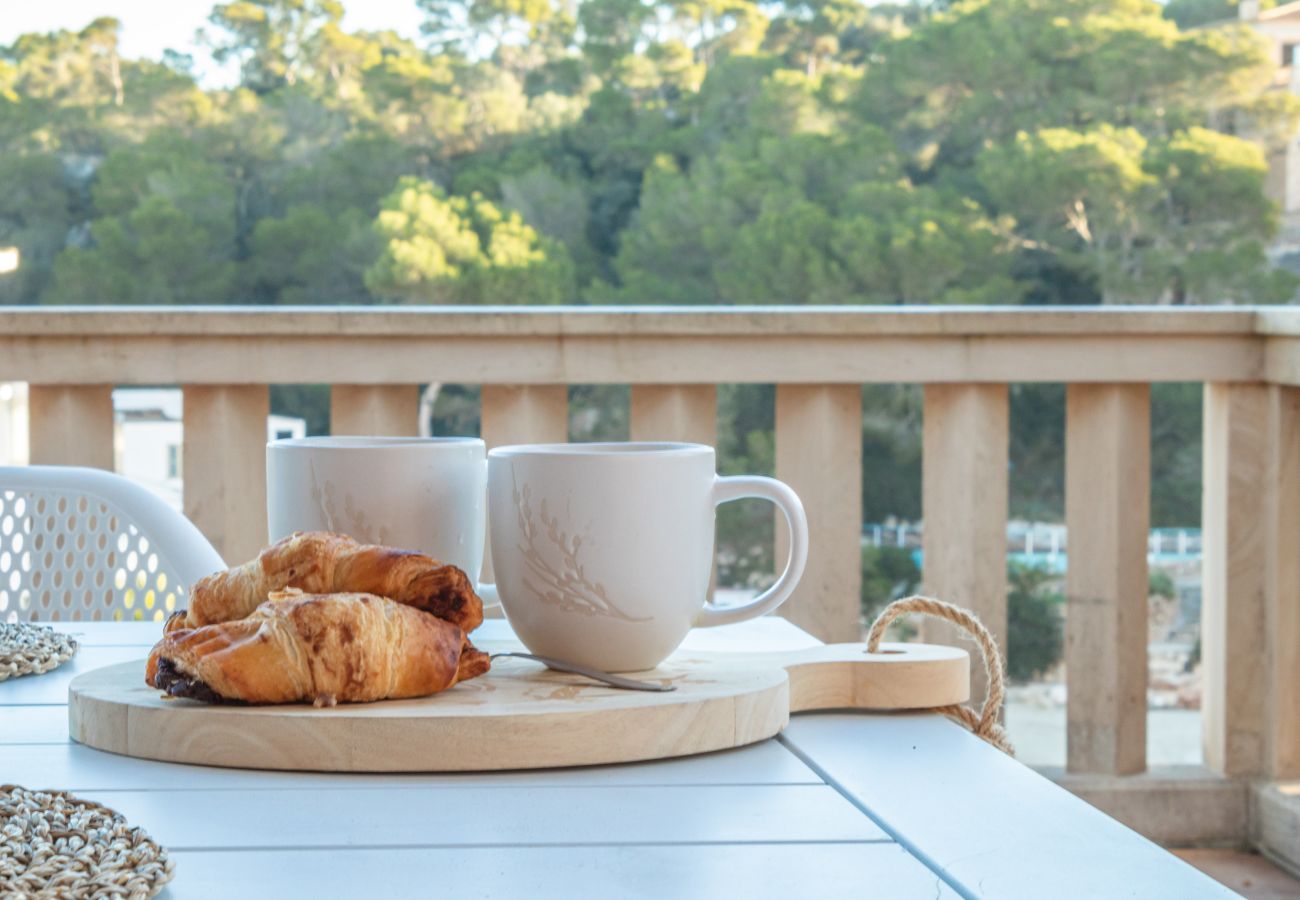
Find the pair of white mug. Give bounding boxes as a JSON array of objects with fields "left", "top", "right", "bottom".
[{"left": 267, "top": 438, "right": 809, "bottom": 672}]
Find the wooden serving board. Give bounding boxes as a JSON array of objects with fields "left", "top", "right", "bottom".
[{"left": 68, "top": 639, "right": 968, "bottom": 772}]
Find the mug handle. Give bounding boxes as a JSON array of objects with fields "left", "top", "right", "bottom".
[
  {"left": 477, "top": 582, "right": 501, "bottom": 609},
  {"left": 694, "top": 475, "right": 808, "bottom": 628}
]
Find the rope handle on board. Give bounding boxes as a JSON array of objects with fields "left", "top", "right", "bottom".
[{"left": 865, "top": 596, "right": 1015, "bottom": 756}]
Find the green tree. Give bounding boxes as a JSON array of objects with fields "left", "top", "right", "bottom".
[
  {"left": 498, "top": 164, "right": 601, "bottom": 283},
  {"left": 862, "top": 385, "right": 922, "bottom": 522},
  {"left": 715, "top": 383, "right": 777, "bottom": 588},
  {"left": 1145, "top": 127, "right": 1294, "bottom": 304},
  {"left": 979, "top": 125, "right": 1294, "bottom": 303},
  {"left": 206, "top": 0, "right": 344, "bottom": 94},
  {"left": 421, "top": 0, "right": 568, "bottom": 56},
  {"left": 1007, "top": 563, "right": 1064, "bottom": 682},
  {"left": 0, "top": 18, "right": 201, "bottom": 155},
  {"left": 1164, "top": 0, "right": 1273, "bottom": 30},
  {"left": 0, "top": 154, "right": 72, "bottom": 304},
  {"left": 606, "top": 129, "right": 1019, "bottom": 304},
  {"left": 45, "top": 133, "right": 238, "bottom": 304},
  {"left": 858, "top": 0, "right": 1281, "bottom": 168},
  {"left": 861, "top": 545, "right": 921, "bottom": 627},
  {"left": 365, "top": 176, "right": 575, "bottom": 304},
  {"left": 249, "top": 206, "right": 378, "bottom": 303},
  {"left": 47, "top": 196, "right": 238, "bottom": 304}
]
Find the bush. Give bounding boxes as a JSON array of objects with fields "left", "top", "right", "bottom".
[
  {"left": 1007, "top": 562, "right": 1064, "bottom": 682},
  {"left": 861, "top": 545, "right": 921, "bottom": 637},
  {"left": 1148, "top": 569, "right": 1176, "bottom": 599},
  {"left": 860, "top": 552, "right": 1066, "bottom": 680}
]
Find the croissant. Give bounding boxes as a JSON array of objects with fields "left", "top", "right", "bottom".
[
  {"left": 176, "top": 531, "right": 483, "bottom": 633},
  {"left": 147, "top": 591, "right": 491, "bottom": 705}
]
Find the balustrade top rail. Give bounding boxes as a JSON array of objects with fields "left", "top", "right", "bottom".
[
  {"left": 4, "top": 305, "right": 1299, "bottom": 385},
  {"left": 0, "top": 304, "right": 1270, "bottom": 335}
]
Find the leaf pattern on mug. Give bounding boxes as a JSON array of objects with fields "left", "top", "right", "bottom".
[
  {"left": 308, "top": 460, "right": 393, "bottom": 545},
  {"left": 512, "top": 481, "right": 651, "bottom": 622}
]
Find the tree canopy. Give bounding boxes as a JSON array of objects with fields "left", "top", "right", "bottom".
[{"left": 1, "top": 0, "right": 1293, "bottom": 309}]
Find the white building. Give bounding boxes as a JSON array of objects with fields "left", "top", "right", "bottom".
[{"left": 0, "top": 383, "right": 306, "bottom": 512}]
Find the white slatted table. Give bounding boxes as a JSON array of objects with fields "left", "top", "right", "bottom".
[{"left": 1, "top": 620, "right": 1234, "bottom": 899}]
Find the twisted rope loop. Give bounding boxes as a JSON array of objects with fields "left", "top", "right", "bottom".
[{"left": 866, "top": 595, "right": 1015, "bottom": 756}]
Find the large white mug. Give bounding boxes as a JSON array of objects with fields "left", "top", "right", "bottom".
[
  {"left": 487, "top": 442, "right": 809, "bottom": 671},
  {"left": 266, "top": 437, "right": 493, "bottom": 596}
]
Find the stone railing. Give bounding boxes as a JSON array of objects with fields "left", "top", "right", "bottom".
[{"left": 4, "top": 305, "right": 1299, "bottom": 854}]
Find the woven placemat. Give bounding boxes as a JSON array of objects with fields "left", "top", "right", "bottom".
[
  {"left": 0, "top": 623, "right": 78, "bottom": 682},
  {"left": 0, "top": 784, "right": 176, "bottom": 898}
]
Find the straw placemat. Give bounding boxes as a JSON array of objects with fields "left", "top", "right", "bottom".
[
  {"left": 0, "top": 623, "right": 78, "bottom": 682},
  {"left": 0, "top": 784, "right": 175, "bottom": 898}
]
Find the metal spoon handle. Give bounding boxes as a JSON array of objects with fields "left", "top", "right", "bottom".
[{"left": 489, "top": 652, "right": 676, "bottom": 692}]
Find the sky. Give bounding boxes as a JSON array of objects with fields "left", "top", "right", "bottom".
[{"left": 0, "top": 0, "right": 427, "bottom": 85}]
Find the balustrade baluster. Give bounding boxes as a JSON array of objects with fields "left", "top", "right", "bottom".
[
  {"left": 921, "top": 384, "right": 1009, "bottom": 705},
  {"left": 28, "top": 385, "right": 114, "bottom": 470},
  {"left": 478, "top": 385, "right": 568, "bottom": 597},
  {"left": 775, "top": 384, "right": 862, "bottom": 642},
  {"left": 1065, "top": 383, "right": 1150, "bottom": 775},
  {"left": 480, "top": 386, "right": 568, "bottom": 448},
  {"left": 331, "top": 385, "right": 420, "bottom": 436},
  {"left": 182, "top": 385, "right": 269, "bottom": 564},
  {"left": 1202, "top": 383, "right": 1269, "bottom": 777},
  {"left": 629, "top": 385, "right": 716, "bottom": 446},
  {"left": 1265, "top": 385, "right": 1300, "bottom": 779}
]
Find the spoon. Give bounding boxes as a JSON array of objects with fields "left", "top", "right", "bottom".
[{"left": 490, "top": 652, "right": 677, "bottom": 692}]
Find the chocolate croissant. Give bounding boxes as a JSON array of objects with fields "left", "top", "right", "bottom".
[
  {"left": 175, "top": 531, "right": 483, "bottom": 633},
  {"left": 146, "top": 591, "right": 490, "bottom": 706}
]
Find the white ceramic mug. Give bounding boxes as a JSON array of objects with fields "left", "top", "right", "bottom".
[
  {"left": 266, "top": 437, "right": 493, "bottom": 593},
  {"left": 487, "top": 442, "right": 809, "bottom": 671}
]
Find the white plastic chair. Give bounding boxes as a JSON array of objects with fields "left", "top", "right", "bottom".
[{"left": 0, "top": 466, "right": 225, "bottom": 624}]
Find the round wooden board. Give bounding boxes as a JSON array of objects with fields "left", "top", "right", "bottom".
[{"left": 68, "top": 641, "right": 969, "bottom": 772}]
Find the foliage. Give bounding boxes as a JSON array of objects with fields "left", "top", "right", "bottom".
[
  {"left": 1165, "top": 0, "right": 1274, "bottom": 31},
  {"left": 1006, "top": 381, "right": 1206, "bottom": 529},
  {"left": 1151, "top": 383, "right": 1204, "bottom": 526},
  {"left": 860, "top": 545, "right": 921, "bottom": 630},
  {"left": 1007, "top": 563, "right": 1064, "bottom": 682},
  {"left": 365, "top": 176, "right": 575, "bottom": 304},
  {"left": 568, "top": 385, "right": 628, "bottom": 440},
  {"left": 430, "top": 384, "right": 483, "bottom": 436},
  {"left": 0, "top": 154, "right": 73, "bottom": 304},
  {"left": 1, "top": 0, "right": 1290, "bottom": 311},
  {"left": 206, "top": 1, "right": 346, "bottom": 95},
  {"left": 860, "top": 0, "right": 1298, "bottom": 304},
  {"left": 271, "top": 384, "right": 330, "bottom": 434},
  {"left": 1149, "top": 569, "right": 1177, "bottom": 600},
  {"left": 45, "top": 133, "right": 239, "bottom": 304},
  {"left": 715, "top": 384, "right": 776, "bottom": 589},
  {"left": 862, "top": 385, "right": 922, "bottom": 522}
]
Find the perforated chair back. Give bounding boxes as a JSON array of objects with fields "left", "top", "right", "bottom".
[{"left": 0, "top": 466, "right": 225, "bottom": 623}]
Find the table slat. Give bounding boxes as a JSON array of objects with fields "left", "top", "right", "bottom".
[
  {"left": 781, "top": 714, "right": 1238, "bottom": 900},
  {"left": 0, "top": 646, "right": 144, "bottom": 704},
  {"left": 83, "top": 784, "right": 887, "bottom": 850},
  {"left": 23, "top": 621, "right": 158, "bottom": 647},
  {"left": 163, "top": 843, "right": 955, "bottom": 900},
  {"left": 0, "top": 706, "right": 66, "bottom": 743},
  {"left": 0, "top": 741, "right": 822, "bottom": 789}
]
